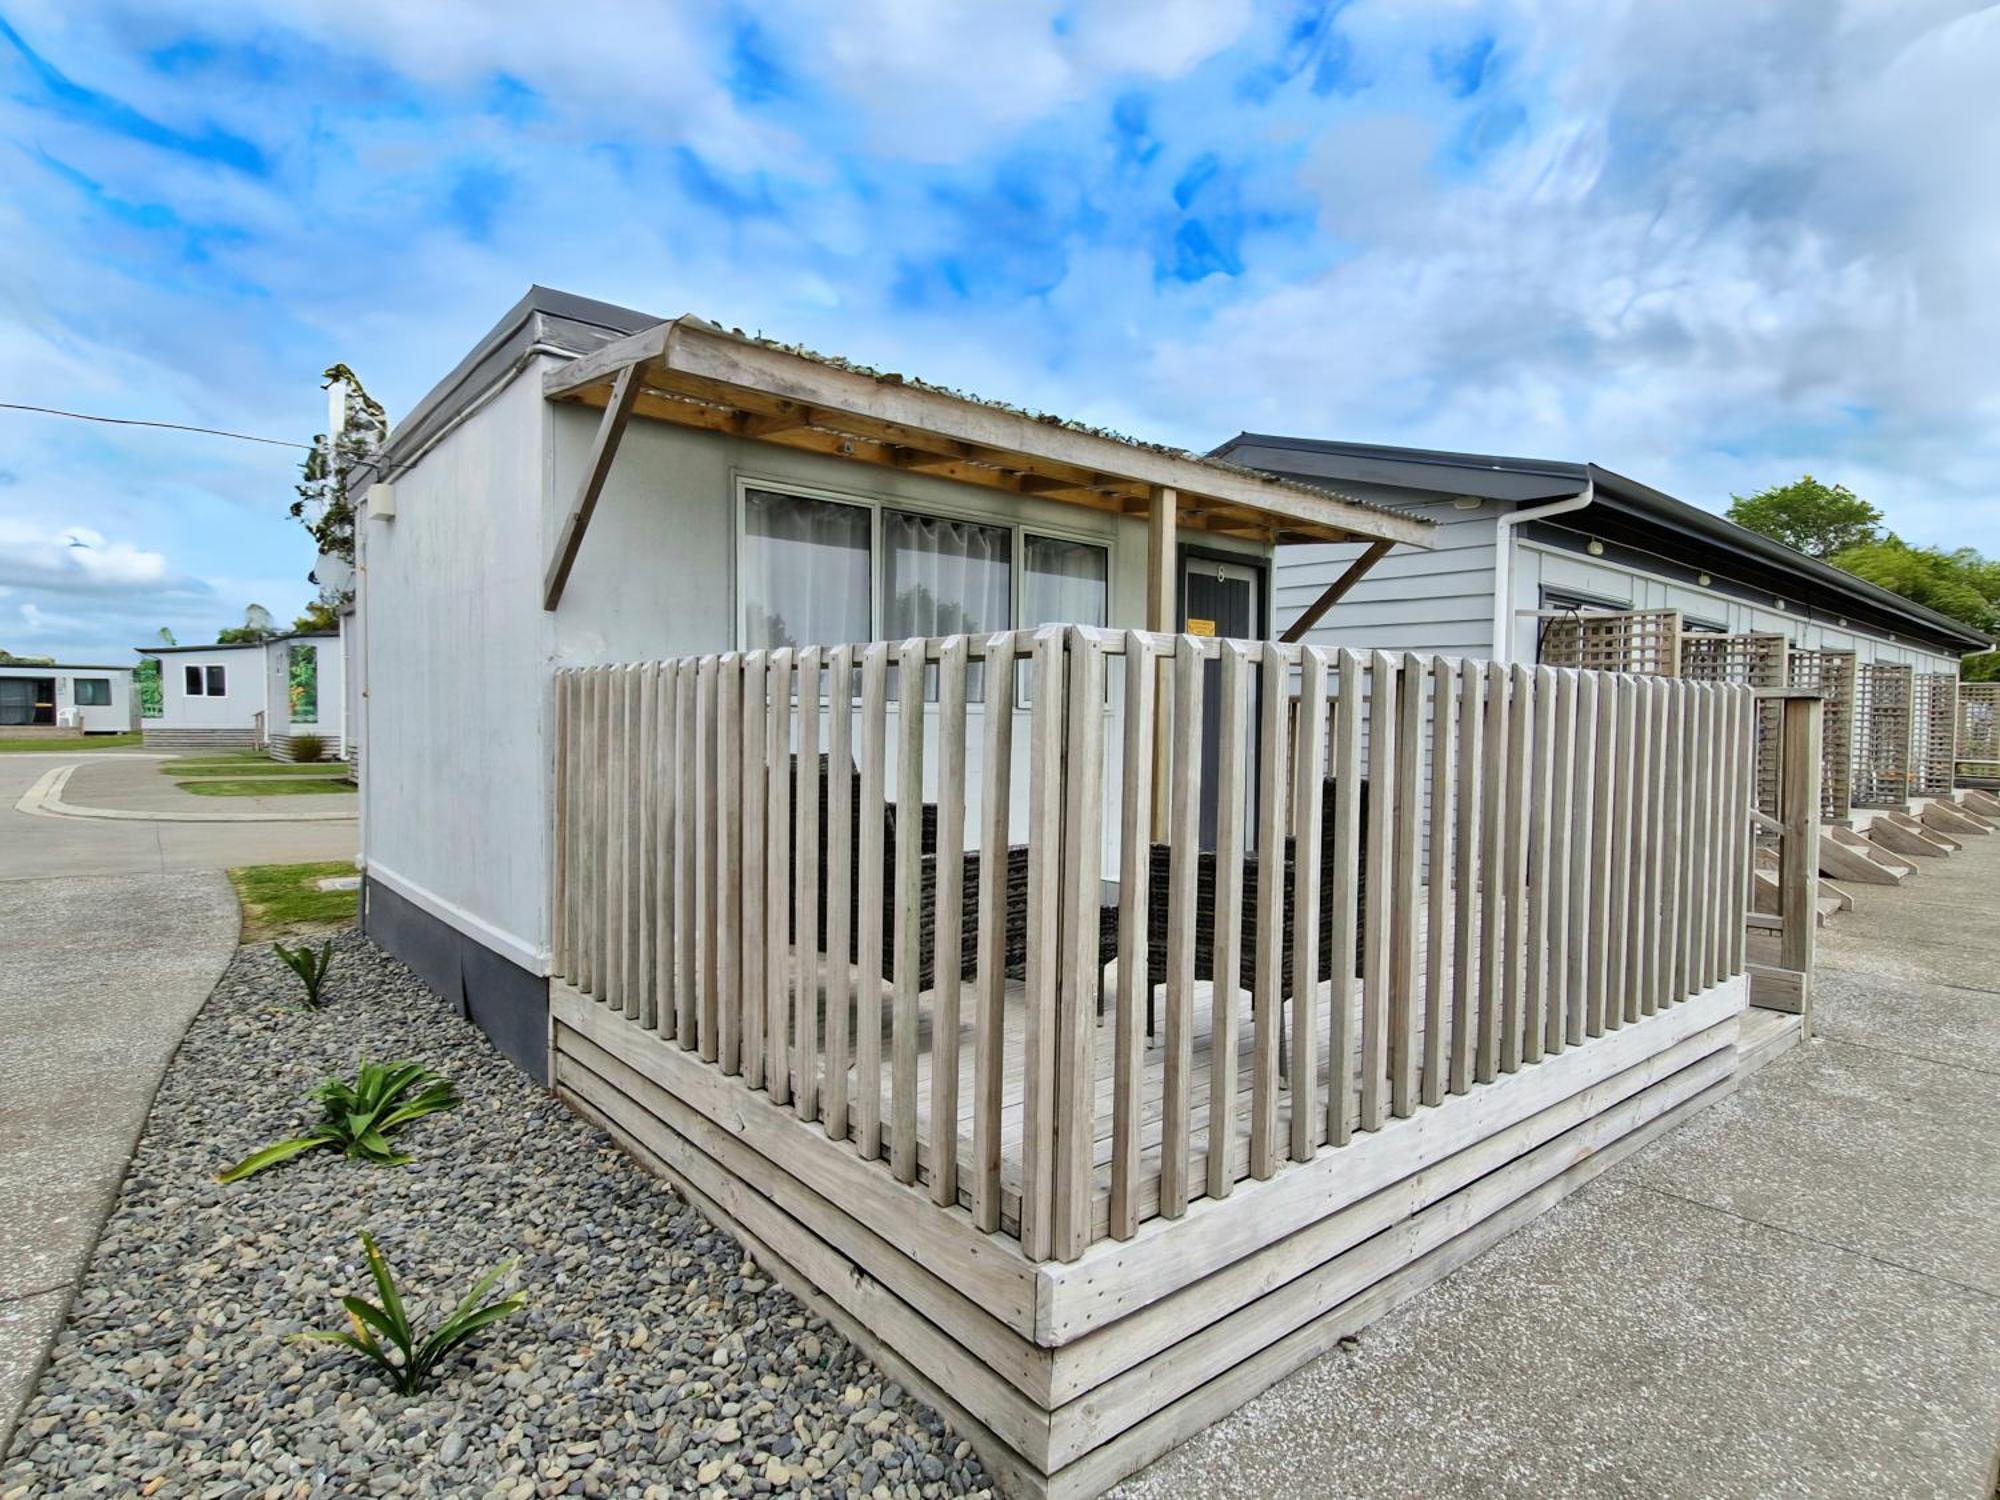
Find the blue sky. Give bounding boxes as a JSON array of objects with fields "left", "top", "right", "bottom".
[{"left": 2, "top": 0, "right": 1997, "bottom": 663}]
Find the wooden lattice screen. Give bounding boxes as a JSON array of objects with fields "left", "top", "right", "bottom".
[
  {"left": 1959, "top": 682, "right": 2000, "bottom": 783},
  {"left": 1851, "top": 661, "right": 1914, "bottom": 808},
  {"left": 1787, "top": 648, "right": 1855, "bottom": 822},
  {"left": 1682, "top": 632, "right": 1790, "bottom": 818},
  {"left": 1537, "top": 608, "right": 1683, "bottom": 676},
  {"left": 1910, "top": 672, "right": 1959, "bottom": 796}
]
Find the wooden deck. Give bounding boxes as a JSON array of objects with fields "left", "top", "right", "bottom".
[{"left": 543, "top": 631, "right": 1830, "bottom": 1499}]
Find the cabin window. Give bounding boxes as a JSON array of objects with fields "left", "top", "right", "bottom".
[
  {"left": 1023, "top": 534, "right": 1108, "bottom": 630},
  {"left": 739, "top": 489, "right": 872, "bottom": 651},
  {"left": 734, "top": 480, "right": 1117, "bottom": 676},
  {"left": 185, "top": 664, "right": 227, "bottom": 697},
  {"left": 184, "top": 665, "right": 204, "bottom": 696},
  {"left": 74, "top": 678, "right": 112, "bottom": 706},
  {"left": 885, "top": 510, "right": 1012, "bottom": 700},
  {"left": 884, "top": 511, "right": 1012, "bottom": 638}
]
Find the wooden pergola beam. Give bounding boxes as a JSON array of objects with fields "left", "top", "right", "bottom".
[
  {"left": 543, "top": 362, "right": 642, "bottom": 611},
  {"left": 1279, "top": 539, "right": 1395, "bottom": 643},
  {"left": 544, "top": 318, "right": 1438, "bottom": 550}
]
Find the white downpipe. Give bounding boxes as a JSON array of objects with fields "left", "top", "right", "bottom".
[{"left": 1491, "top": 477, "right": 1595, "bottom": 662}]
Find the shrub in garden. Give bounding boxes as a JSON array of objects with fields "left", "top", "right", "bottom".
[
  {"left": 294, "top": 1232, "right": 526, "bottom": 1395},
  {"left": 274, "top": 938, "right": 335, "bottom": 1007},
  {"left": 288, "top": 733, "right": 326, "bottom": 762},
  {"left": 217, "top": 1060, "right": 460, "bottom": 1182}
]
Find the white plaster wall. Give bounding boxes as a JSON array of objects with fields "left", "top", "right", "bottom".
[
  {"left": 548, "top": 399, "right": 1272, "bottom": 878},
  {"left": 359, "top": 364, "right": 556, "bottom": 972},
  {"left": 144, "top": 647, "right": 270, "bottom": 731}
]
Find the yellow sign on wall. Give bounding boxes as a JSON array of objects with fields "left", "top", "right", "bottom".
[{"left": 1186, "top": 617, "right": 1216, "bottom": 637}]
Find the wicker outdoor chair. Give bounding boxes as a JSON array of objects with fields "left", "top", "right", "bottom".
[
  {"left": 1095, "top": 778, "right": 1370, "bottom": 1034},
  {"left": 787, "top": 755, "right": 1032, "bottom": 991}
]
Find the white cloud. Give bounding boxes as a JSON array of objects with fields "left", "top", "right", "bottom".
[
  {"left": 1129, "top": 0, "right": 2000, "bottom": 549},
  {"left": 0, "top": 519, "right": 182, "bottom": 594}
]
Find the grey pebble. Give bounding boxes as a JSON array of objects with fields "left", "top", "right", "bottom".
[{"left": 0, "top": 931, "right": 994, "bottom": 1498}]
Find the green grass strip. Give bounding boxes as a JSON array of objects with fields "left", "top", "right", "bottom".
[
  {"left": 162, "top": 760, "right": 348, "bottom": 776},
  {"left": 226, "top": 860, "right": 359, "bottom": 943},
  {"left": 0, "top": 732, "right": 143, "bottom": 752},
  {"left": 178, "top": 777, "right": 355, "bottom": 797}
]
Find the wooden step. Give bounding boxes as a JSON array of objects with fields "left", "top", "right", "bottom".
[
  {"left": 1959, "top": 787, "right": 2000, "bottom": 819},
  {"left": 1922, "top": 799, "right": 1992, "bottom": 837},
  {"left": 1819, "top": 827, "right": 1909, "bottom": 885},
  {"left": 1867, "top": 814, "right": 1952, "bottom": 860}
]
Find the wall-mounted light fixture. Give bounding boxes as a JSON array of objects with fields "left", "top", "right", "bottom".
[
  {"left": 1451, "top": 496, "right": 1481, "bottom": 510},
  {"left": 1697, "top": 572, "right": 1712, "bottom": 586},
  {"left": 1586, "top": 539, "right": 1605, "bottom": 556},
  {"left": 1775, "top": 599, "right": 1788, "bottom": 611}
]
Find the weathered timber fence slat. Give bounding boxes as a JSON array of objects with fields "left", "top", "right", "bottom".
[{"left": 552, "top": 630, "right": 1765, "bottom": 1263}]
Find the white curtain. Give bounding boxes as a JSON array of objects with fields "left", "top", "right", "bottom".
[
  {"left": 886, "top": 510, "right": 1011, "bottom": 700},
  {"left": 740, "top": 489, "right": 871, "bottom": 650},
  {"left": 884, "top": 510, "right": 1011, "bottom": 637},
  {"left": 1023, "top": 534, "right": 1107, "bottom": 628}
]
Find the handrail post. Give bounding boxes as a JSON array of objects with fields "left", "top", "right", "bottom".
[{"left": 1748, "top": 687, "right": 1822, "bottom": 1031}]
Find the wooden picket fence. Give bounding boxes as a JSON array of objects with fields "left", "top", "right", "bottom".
[{"left": 551, "top": 630, "right": 1757, "bottom": 1263}]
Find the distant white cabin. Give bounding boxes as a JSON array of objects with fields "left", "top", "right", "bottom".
[
  {"left": 0, "top": 662, "right": 136, "bottom": 734},
  {"left": 135, "top": 632, "right": 345, "bottom": 757}
]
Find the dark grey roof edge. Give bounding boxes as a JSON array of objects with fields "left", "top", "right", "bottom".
[
  {"left": 1584, "top": 465, "right": 1990, "bottom": 652},
  {"left": 359, "top": 286, "right": 663, "bottom": 483},
  {"left": 0, "top": 662, "right": 133, "bottom": 672},
  {"left": 1218, "top": 431, "right": 1586, "bottom": 483},
  {"left": 134, "top": 631, "right": 338, "bottom": 654},
  {"left": 1217, "top": 432, "right": 1990, "bottom": 655}
]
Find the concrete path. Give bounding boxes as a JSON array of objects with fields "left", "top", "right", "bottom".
[
  {"left": 1118, "top": 832, "right": 2000, "bottom": 1499},
  {"left": 0, "top": 754, "right": 358, "bottom": 1453},
  {"left": 0, "top": 872, "right": 241, "bottom": 1454},
  {"left": 23, "top": 756, "right": 357, "bottom": 823},
  {"left": 0, "top": 757, "right": 357, "bottom": 880}
]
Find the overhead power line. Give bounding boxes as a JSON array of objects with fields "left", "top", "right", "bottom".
[{"left": 0, "top": 401, "right": 312, "bottom": 450}]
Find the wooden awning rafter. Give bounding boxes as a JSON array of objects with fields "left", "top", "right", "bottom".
[{"left": 541, "top": 316, "right": 1435, "bottom": 610}]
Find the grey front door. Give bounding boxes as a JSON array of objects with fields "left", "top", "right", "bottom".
[{"left": 1183, "top": 557, "right": 1258, "bottom": 847}]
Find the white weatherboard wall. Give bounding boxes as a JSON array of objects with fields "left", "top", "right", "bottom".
[
  {"left": 1509, "top": 536, "right": 1965, "bottom": 675},
  {"left": 1274, "top": 493, "right": 1499, "bottom": 657},
  {"left": 1274, "top": 494, "right": 1964, "bottom": 677}
]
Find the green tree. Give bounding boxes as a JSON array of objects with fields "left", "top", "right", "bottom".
[
  {"left": 289, "top": 364, "right": 386, "bottom": 606},
  {"left": 0, "top": 649, "right": 55, "bottom": 665},
  {"left": 1727, "top": 475, "right": 1883, "bottom": 560},
  {"left": 293, "top": 600, "right": 341, "bottom": 633},
  {"left": 1833, "top": 535, "right": 2000, "bottom": 638}
]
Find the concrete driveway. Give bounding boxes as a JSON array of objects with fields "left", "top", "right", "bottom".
[
  {"left": 0, "top": 753, "right": 357, "bottom": 880},
  {"left": 0, "top": 754, "right": 358, "bottom": 1452}
]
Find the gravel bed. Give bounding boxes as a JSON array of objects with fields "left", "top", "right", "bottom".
[{"left": 2, "top": 931, "right": 994, "bottom": 1499}]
